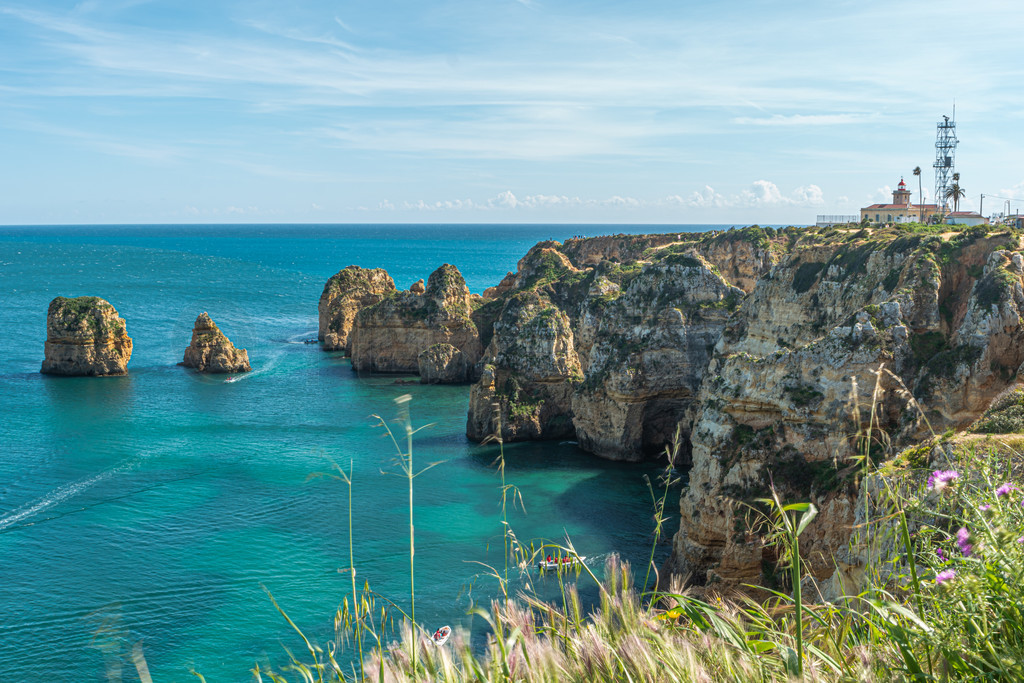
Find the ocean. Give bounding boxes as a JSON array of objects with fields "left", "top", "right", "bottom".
[{"left": 0, "top": 224, "right": 713, "bottom": 680}]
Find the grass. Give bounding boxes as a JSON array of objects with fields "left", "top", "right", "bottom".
[{"left": 178, "top": 376, "right": 1024, "bottom": 682}]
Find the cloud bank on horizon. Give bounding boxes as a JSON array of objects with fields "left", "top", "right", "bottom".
[{"left": 1, "top": 0, "right": 1022, "bottom": 225}]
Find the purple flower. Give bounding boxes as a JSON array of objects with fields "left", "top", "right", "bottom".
[
  {"left": 928, "top": 469, "right": 960, "bottom": 491},
  {"left": 956, "top": 527, "right": 972, "bottom": 557},
  {"left": 996, "top": 483, "right": 1016, "bottom": 498},
  {"left": 935, "top": 569, "right": 956, "bottom": 585},
  {"left": 936, "top": 547, "right": 947, "bottom": 562},
  {"left": 980, "top": 504, "right": 992, "bottom": 511}
]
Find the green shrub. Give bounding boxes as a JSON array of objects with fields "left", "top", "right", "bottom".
[
  {"left": 975, "top": 266, "right": 1017, "bottom": 309},
  {"left": 972, "top": 389, "right": 1024, "bottom": 434},
  {"left": 791, "top": 261, "right": 824, "bottom": 294},
  {"left": 910, "top": 331, "right": 947, "bottom": 363}
]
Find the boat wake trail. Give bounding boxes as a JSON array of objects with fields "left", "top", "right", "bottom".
[{"left": 0, "top": 461, "right": 135, "bottom": 531}]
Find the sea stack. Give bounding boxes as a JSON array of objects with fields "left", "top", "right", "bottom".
[
  {"left": 41, "top": 296, "right": 133, "bottom": 376},
  {"left": 182, "top": 312, "right": 251, "bottom": 373},
  {"left": 348, "top": 263, "right": 482, "bottom": 378},
  {"left": 318, "top": 266, "right": 396, "bottom": 353}
]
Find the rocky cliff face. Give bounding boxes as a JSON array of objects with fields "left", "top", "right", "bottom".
[
  {"left": 318, "top": 266, "right": 396, "bottom": 352},
  {"left": 467, "top": 288, "right": 583, "bottom": 441},
  {"left": 317, "top": 224, "right": 1024, "bottom": 592},
  {"left": 348, "top": 264, "right": 482, "bottom": 379},
  {"left": 182, "top": 312, "right": 251, "bottom": 374},
  {"left": 665, "top": 228, "right": 1024, "bottom": 590},
  {"left": 41, "top": 296, "right": 133, "bottom": 376},
  {"left": 462, "top": 224, "right": 1024, "bottom": 590},
  {"left": 466, "top": 234, "right": 762, "bottom": 455}
]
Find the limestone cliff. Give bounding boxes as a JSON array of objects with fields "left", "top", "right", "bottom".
[
  {"left": 466, "top": 233, "right": 763, "bottom": 455},
  {"left": 182, "top": 312, "right": 251, "bottom": 374},
  {"left": 41, "top": 296, "right": 133, "bottom": 376},
  {"left": 318, "top": 266, "right": 396, "bottom": 352},
  {"left": 317, "top": 224, "right": 1024, "bottom": 593},
  {"left": 348, "top": 264, "right": 482, "bottom": 379},
  {"left": 467, "top": 289, "right": 582, "bottom": 441},
  {"left": 460, "top": 224, "right": 1024, "bottom": 590},
  {"left": 665, "top": 228, "right": 1024, "bottom": 590}
]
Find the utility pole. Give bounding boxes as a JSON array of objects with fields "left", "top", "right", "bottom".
[{"left": 980, "top": 194, "right": 984, "bottom": 216}]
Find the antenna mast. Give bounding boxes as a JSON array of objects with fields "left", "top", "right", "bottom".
[{"left": 933, "top": 110, "right": 958, "bottom": 212}]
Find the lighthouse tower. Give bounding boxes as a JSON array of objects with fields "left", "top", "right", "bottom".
[{"left": 893, "top": 178, "right": 912, "bottom": 207}]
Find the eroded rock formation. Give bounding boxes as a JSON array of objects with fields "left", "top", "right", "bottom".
[
  {"left": 319, "top": 224, "right": 1024, "bottom": 593},
  {"left": 418, "top": 343, "right": 467, "bottom": 384},
  {"left": 41, "top": 296, "right": 133, "bottom": 376},
  {"left": 318, "top": 266, "right": 396, "bottom": 352},
  {"left": 182, "top": 312, "right": 251, "bottom": 374},
  {"left": 348, "top": 264, "right": 482, "bottom": 379},
  {"left": 665, "top": 229, "right": 1024, "bottom": 591}
]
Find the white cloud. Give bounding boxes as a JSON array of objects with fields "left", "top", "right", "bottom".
[
  {"left": 389, "top": 191, "right": 648, "bottom": 212},
  {"left": 684, "top": 185, "right": 728, "bottom": 209},
  {"left": 683, "top": 181, "right": 824, "bottom": 209},
  {"left": 872, "top": 186, "right": 893, "bottom": 203},
  {"left": 381, "top": 185, "right": 826, "bottom": 215},
  {"left": 494, "top": 191, "right": 518, "bottom": 209},
  {"left": 791, "top": 184, "right": 824, "bottom": 206},
  {"left": 997, "top": 181, "right": 1024, "bottom": 200}
]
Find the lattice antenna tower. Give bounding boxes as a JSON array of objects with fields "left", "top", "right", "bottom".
[{"left": 933, "top": 110, "right": 958, "bottom": 211}]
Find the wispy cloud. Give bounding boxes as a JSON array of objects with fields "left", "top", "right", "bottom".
[
  {"left": 13, "top": 119, "right": 186, "bottom": 162},
  {"left": 732, "top": 113, "right": 877, "bottom": 126},
  {"left": 2, "top": 0, "right": 1022, "bottom": 223}
]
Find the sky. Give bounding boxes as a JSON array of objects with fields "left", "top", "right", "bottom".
[{"left": 1, "top": 0, "right": 1023, "bottom": 225}]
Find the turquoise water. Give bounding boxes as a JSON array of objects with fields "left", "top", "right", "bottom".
[{"left": 0, "top": 224, "right": 705, "bottom": 680}]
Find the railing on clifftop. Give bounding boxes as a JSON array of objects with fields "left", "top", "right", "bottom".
[{"left": 815, "top": 215, "right": 859, "bottom": 227}]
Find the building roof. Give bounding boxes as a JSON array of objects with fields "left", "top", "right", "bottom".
[
  {"left": 948, "top": 211, "right": 984, "bottom": 217},
  {"left": 862, "top": 203, "right": 939, "bottom": 211}
]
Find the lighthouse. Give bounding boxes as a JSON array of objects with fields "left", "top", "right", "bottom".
[{"left": 893, "top": 178, "right": 912, "bottom": 207}]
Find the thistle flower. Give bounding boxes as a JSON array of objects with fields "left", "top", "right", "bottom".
[
  {"left": 996, "top": 483, "right": 1016, "bottom": 497},
  {"left": 936, "top": 548, "right": 947, "bottom": 562},
  {"left": 956, "top": 527, "right": 972, "bottom": 557},
  {"left": 927, "top": 469, "right": 959, "bottom": 491},
  {"left": 980, "top": 504, "right": 992, "bottom": 511},
  {"left": 935, "top": 569, "right": 955, "bottom": 585}
]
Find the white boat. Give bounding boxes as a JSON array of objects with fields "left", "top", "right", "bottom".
[
  {"left": 431, "top": 625, "right": 451, "bottom": 646},
  {"left": 225, "top": 376, "right": 240, "bottom": 383},
  {"left": 537, "top": 556, "right": 586, "bottom": 570}
]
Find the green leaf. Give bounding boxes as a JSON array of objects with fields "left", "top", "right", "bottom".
[{"left": 795, "top": 503, "right": 819, "bottom": 536}]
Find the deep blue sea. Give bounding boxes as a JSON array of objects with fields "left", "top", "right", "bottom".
[{"left": 0, "top": 224, "right": 716, "bottom": 681}]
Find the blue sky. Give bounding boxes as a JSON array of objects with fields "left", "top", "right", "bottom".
[{"left": 1, "top": 0, "right": 1022, "bottom": 225}]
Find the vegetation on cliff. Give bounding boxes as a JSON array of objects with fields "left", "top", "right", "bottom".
[
  {"left": 318, "top": 221, "right": 1024, "bottom": 597},
  {"left": 41, "top": 295, "right": 133, "bottom": 376},
  {"left": 245, "top": 393, "right": 1024, "bottom": 682}
]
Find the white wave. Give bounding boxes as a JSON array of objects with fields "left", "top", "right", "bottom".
[{"left": 0, "top": 461, "right": 135, "bottom": 530}]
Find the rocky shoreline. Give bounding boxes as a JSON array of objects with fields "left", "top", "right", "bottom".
[{"left": 44, "top": 223, "right": 1024, "bottom": 593}]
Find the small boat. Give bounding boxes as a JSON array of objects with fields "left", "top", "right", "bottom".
[
  {"left": 225, "top": 376, "right": 240, "bottom": 383},
  {"left": 537, "top": 556, "right": 586, "bottom": 571},
  {"left": 431, "top": 625, "right": 451, "bottom": 646}
]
